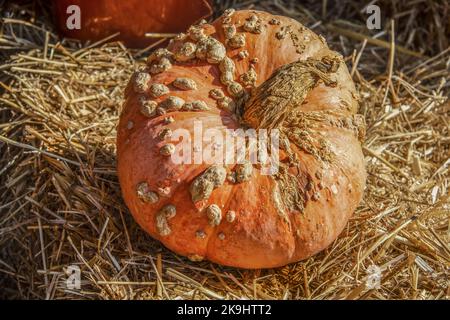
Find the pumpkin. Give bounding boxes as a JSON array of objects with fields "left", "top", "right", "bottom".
[
  {"left": 117, "top": 10, "right": 366, "bottom": 269},
  {"left": 52, "top": 0, "right": 213, "bottom": 47}
]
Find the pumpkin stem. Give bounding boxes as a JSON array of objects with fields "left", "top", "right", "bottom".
[{"left": 242, "top": 55, "right": 340, "bottom": 130}]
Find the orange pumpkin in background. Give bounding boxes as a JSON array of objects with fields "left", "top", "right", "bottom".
[
  {"left": 117, "top": 10, "right": 367, "bottom": 269},
  {"left": 52, "top": 0, "right": 213, "bottom": 47}
]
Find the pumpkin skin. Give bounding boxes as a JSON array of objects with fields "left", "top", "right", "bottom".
[
  {"left": 52, "top": 0, "right": 212, "bottom": 47},
  {"left": 117, "top": 10, "right": 366, "bottom": 268}
]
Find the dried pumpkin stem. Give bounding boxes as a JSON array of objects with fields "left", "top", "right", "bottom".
[{"left": 242, "top": 55, "right": 340, "bottom": 130}]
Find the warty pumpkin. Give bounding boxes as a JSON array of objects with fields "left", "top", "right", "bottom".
[{"left": 117, "top": 9, "right": 366, "bottom": 269}]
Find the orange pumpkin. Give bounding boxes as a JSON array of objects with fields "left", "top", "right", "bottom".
[
  {"left": 117, "top": 10, "right": 366, "bottom": 268},
  {"left": 52, "top": 0, "right": 212, "bottom": 47}
]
